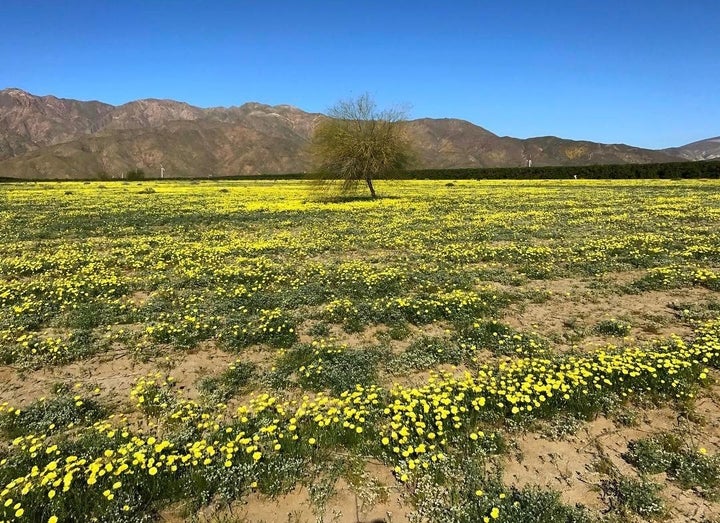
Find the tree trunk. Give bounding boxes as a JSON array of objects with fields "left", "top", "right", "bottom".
[{"left": 365, "top": 177, "right": 377, "bottom": 198}]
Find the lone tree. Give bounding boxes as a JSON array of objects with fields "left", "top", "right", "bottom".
[{"left": 310, "top": 94, "right": 413, "bottom": 198}]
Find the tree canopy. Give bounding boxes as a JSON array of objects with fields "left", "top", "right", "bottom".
[{"left": 310, "top": 94, "right": 413, "bottom": 198}]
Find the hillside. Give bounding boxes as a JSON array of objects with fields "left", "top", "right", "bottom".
[
  {"left": 664, "top": 137, "right": 720, "bottom": 161},
  {"left": 0, "top": 88, "right": 688, "bottom": 179}
]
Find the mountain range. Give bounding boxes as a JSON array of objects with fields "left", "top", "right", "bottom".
[{"left": 0, "top": 88, "right": 715, "bottom": 180}]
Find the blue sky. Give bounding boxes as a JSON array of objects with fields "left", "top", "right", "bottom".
[{"left": 1, "top": 1, "right": 718, "bottom": 149}]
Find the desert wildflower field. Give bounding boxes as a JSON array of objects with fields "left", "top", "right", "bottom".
[{"left": 1, "top": 179, "right": 720, "bottom": 522}]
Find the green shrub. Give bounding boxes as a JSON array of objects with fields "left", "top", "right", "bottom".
[
  {"left": 458, "top": 320, "right": 548, "bottom": 356},
  {"left": 126, "top": 168, "right": 146, "bottom": 181},
  {"left": 269, "top": 342, "right": 386, "bottom": 394},
  {"left": 0, "top": 394, "right": 106, "bottom": 437},
  {"left": 601, "top": 476, "right": 665, "bottom": 518},
  {"left": 594, "top": 318, "right": 632, "bottom": 337},
  {"left": 671, "top": 449, "right": 720, "bottom": 497},
  {"left": 501, "top": 486, "right": 596, "bottom": 522},
  {"left": 623, "top": 434, "right": 680, "bottom": 474},
  {"left": 623, "top": 433, "right": 720, "bottom": 499},
  {"left": 390, "top": 335, "right": 463, "bottom": 372},
  {"left": 199, "top": 360, "right": 256, "bottom": 402}
]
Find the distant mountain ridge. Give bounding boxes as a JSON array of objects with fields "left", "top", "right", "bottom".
[
  {"left": 0, "top": 88, "right": 705, "bottom": 179},
  {"left": 663, "top": 137, "right": 720, "bottom": 161}
]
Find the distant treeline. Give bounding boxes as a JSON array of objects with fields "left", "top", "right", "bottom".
[
  {"left": 222, "top": 160, "right": 720, "bottom": 181},
  {"left": 400, "top": 161, "right": 720, "bottom": 180},
  {"left": 0, "top": 160, "right": 718, "bottom": 183}
]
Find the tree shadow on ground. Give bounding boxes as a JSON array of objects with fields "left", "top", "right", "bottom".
[{"left": 307, "top": 194, "right": 403, "bottom": 204}]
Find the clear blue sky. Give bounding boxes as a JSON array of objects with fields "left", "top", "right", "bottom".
[{"left": 1, "top": 1, "right": 718, "bottom": 149}]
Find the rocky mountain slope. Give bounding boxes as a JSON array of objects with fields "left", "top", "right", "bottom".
[
  {"left": 0, "top": 88, "right": 693, "bottom": 179},
  {"left": 664, "top": 137, "right": 720, "bottom": 161}
]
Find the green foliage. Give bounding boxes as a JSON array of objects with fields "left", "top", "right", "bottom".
[
  {"left": 601, "top": 476, "right": 665, "bottom": 518},
  {"left": 623, "top": 433, "right": 681, "bottom": 474},
  {"left": 310, "top": 93, "right": 413, "bottom": 198},
  {"left": 219, "top": 309, "right": 297, "bottom": 350},
  {"left": 670, "top": 300, "right": 720, "bottom": 322},
  {"left": 500, "top": 486, "right": 595, "bottom": 522},
  {"left": 60, "top": 300, "right": 130, "bottom": 329},
  {"left": 405, "top": 453, "right": 594, "bottom": 523},
  {"left": 632, "top": 266, "right": 720, "bottom": 292},
  {"left": 199, "top": 360, "right": 256, "bottom": 402},
  {"left": 380, "top": 322, "right": 412, "bottom": 341},
  {"left": 402, "top": 160, "right": 720, "bottom": 180},
  {"left": 671, "top": 450, "right": 720, "bottom": 497},
  {"left": 125, "top": 168, "right": 146, "bottom": 181},
  {"left": 623, "top": 433, "right": 720, "bottom": 499},
  {"left": 269, "top": 342, "right": 386, "bottom": 394},
  {"left": 391, "top": 335, "right": 464, "bottom": 372},
  {"left": 540, "top": 413, "right": 584, "bottom": 440},
  {"left": 211, "top": 160, "right": 720, "bottom": 181},
  {"left": 307, "top": 321, "right": 331, "bottom": 337},
  {"left": 0, "top": 328, "right": 108, "bottom": 368},
  {"left": 458, "top": 320, "right": 548, "bottom": 356},
  {"left": 0, "top": 394, "right": 106, "bottom": 437},
  {"left": 593, "top": 318, "right": 632, "bottom": 337},
  {"left": 610, "top": 406, "right": 640, "bottom": 427}
]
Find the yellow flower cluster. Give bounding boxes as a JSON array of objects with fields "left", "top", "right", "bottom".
[
  {"left": 1, "top": 319, "right": 718, "bottom": 520},
  {"left": 381, "top": 323, "right": 720, "bottom": 473}
]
